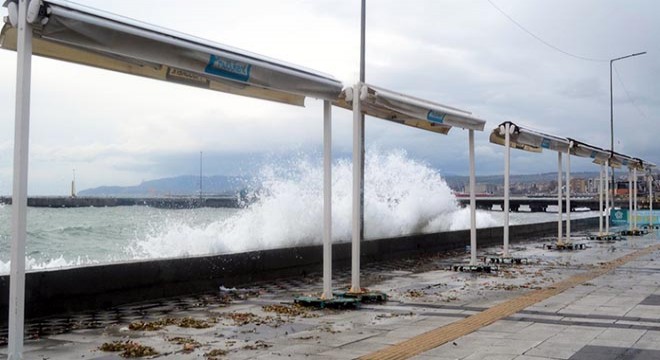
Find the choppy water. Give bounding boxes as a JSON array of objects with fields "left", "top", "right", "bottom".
[{"left": 0, "top": 150, "right": 597, "bottom": 273}]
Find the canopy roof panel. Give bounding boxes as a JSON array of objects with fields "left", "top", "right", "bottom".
[
  {"left": 335, "top": 82, "right": 486, "bottom": 134},
  {"left": 1, "top": 0, "right": 343, "bottom": 106},
  {"left": 610, "top": 151, "right": 638, "bottom": 169},
  {"left": 567, "top": 138, "right": 610, "bottom": 165},
  {"left": 489, "top": 121, "right": 569, "bottom": 153},
  {"left": 641, "top": 160, "right": 657, "bottom": 171},
  {"left": 489, "top": 122, "right": 656, "bottom": 169}
]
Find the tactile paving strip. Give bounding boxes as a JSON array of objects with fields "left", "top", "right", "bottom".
[{"left": 359, "top": 243, "right": 660, "bottom": 360}]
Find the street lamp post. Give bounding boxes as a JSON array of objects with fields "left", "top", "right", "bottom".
[{"left": 609, "top": 51, "right": 646, "bottom": 221}]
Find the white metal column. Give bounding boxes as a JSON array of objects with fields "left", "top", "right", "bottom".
[
  {"left": 322, "top": 101, "right": 332, "bottom": 300},
  {"left": 503, "top": 123, "right": 510, "bottom": 258},
  {"left": 605, "top": 162, "right": 610, "bottom": 234},
  {"left": 599, "top": 165, "right": 604, "bottom": 235},
  {"left": 628, "top": 169, "right": 633, "bottom": 231},
  {"left": 649, "top": 174, "right": 654, "bottom": 230},
  {"left": 9, "top": 0, "right": 33, "bottom": 358},
  {"left": 566, "top": 149, "right": 571, "bottom": 243},
  {"left": 351, "top": 84, "right": 363, "bottom": 293},
  {"left": 468, "top": 130, "right": 477, "bottom": 265},
  {"left": 633, "top": 168, "right": 638, "bottom": 230},
  {"left": 557, "top": 152, "right": 563, "bottom": 244}
]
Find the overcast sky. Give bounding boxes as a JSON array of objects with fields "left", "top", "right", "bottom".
[{"left": 0, "top": 0, "right": 658, "bottom": 195}]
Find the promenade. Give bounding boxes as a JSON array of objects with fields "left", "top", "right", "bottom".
[{"left": 2, "top": 226, "right": 659, "bottom": 359}]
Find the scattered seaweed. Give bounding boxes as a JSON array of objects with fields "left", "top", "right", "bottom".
[
  {"left": 297, "top": 335, "right": 320, "bottom": 340},
  {"left": 99, "top": 340, "right": 158, "bottom": 358},
  {"left": 406, "top": 289, "right": 424, "bottom": 298},
  {"left": 167, "top": 337, "right": 200, "bottom": 352},
  {"left": 222, "top": 312, "right": 285, "bottom": 327},
  {"left": 374, "top": 311, "right": 414, "bottom": 320},
  {"left": 319, "top": 324, "right": 341, "bottom": 334},
  {"left": 129, "top": 317, "right": 216, "bottom": 331},
  {"left": 204, "top": 348, "right": 228, "bottom": 359},
  {"left": 262, "top": 304, "right": 318, "bottom": 318},
  {"left": 242, "top": 340, "right": 271, "bottom": 350}
]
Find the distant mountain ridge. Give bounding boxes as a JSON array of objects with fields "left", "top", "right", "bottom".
[
  {"left": 79, "top": 175, "right": 247, "bottom": 197},
  {"left": 80, "top": 171, "right": 603, "bottom": 197}
]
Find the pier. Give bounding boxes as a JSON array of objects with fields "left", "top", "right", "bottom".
[
  {"left": 0, "top": 196, "right": 242, "bottom": 209},
  {"left": 456, "top": 196, "right": 634, "bottom": 212}
]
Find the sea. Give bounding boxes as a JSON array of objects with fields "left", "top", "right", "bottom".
[{"left": 0, "top": 150, "right": 597, "bottom": 274}]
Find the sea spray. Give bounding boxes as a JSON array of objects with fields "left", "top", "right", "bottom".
[
  {"left": 0, "top": 255, "right": 99, "bottom": 274},
  {"left": 0, "top": 150, "right": 503, "bottom": 273},
  {"left": 128, "top": 149, "right": 498, "bottom": 258}
]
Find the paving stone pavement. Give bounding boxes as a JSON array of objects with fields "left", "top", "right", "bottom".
[{"left": 1, "top": 227, "right": 659, "bottom": 359}]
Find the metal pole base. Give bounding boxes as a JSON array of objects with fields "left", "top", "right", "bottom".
[
  {"left": 294, "top": 295, "right": 360, "bottom": 309},
  {"left": 588, "top": 233, "right": 625, "bottom": 241},
  {"left": 451, "top": 264, "right": 497, "bottom": 273},
  {"left": 484, "top": 256, "right": 528, "bottom": 265},
  {"left": 620, "top": 229, "right": 648, "bottom": 236},
  {"left": 545, "top": 243, "right": 587, "bottom": 251},
  {"left": 335, "top": 289, "right": 388, "bottom": 303}
]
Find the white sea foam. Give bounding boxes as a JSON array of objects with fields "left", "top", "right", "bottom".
[
  {"left": 0, "top": 255, "right": 98, "bottom": 274},
  {"left": 127, "top": 149, "right": 497, "bottom": 259}
]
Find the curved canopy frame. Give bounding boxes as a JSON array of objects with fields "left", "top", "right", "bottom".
[
  {"left": 489, "top": 121, "right": 573, "bottom": 253},
  {"left": 568, "top": 139, "right": 609, "bottom": 164},
  {"left": 2, "top": 0, "right": 343, "bottom": 357},
  {"left": 491, "top": 121, "right": 655, "bottom": 242},
  {"left": 1, "top": 0, "right": 343, "bottom": 105},
  {"left": 567, "top": 139, "right": 610, "bottom": 235},
  {"left": 340, "top": 82, "right": 486, "bottom": 291},
  {"left": 336, "top": 83, "right": 486, "bottom": 134},
  {"left": 489, "top": 121, "right": 569, "bottom": 153}
]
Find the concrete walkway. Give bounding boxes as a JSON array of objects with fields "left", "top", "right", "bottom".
[{"left": 2, "top": 227, "right": 659, "bottom": 359}]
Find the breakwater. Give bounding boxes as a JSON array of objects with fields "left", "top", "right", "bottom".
[
  {"left": 0, "top": 217, "right": 598, "bottom": 322},
  {"left": 456, "top": 197, "right": 633, "bottom": 212},
  {"left": 0, "top": 196, "right": 241, "bottom": 209}
]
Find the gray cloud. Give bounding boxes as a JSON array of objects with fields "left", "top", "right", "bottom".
[{"left": 0, "top": 0, "right": 658, "bottom": 194}]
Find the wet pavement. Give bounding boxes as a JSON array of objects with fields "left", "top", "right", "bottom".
[{"left": 2, "top": 226, "right": 660, "bottom": 359}]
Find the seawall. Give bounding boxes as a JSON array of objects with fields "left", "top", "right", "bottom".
[{"left": 0, "top": 217, "right": 598, "bottom": 322}]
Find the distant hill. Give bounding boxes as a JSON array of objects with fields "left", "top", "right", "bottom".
[
  {"left": 80, "top": 171, "right": 605, "bottom": 197},
  {"left": 79, "top": 175, "right": 247, "bottom": 197}
]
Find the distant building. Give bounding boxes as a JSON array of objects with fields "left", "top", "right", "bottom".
[
  {"left": 571, "top": 178, "right": 588, "bottom": 194},
  {"left": 462, "top": 183, "right": 499, "bottom": 195}
]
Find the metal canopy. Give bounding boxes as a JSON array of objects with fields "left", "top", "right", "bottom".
[
  {"left": 567, "top": 139, "right": 609, "bottom": 164},
  {"left": 566, "top": 139, "right": 610, "bottom": 236},
  {"left": 489, "top": 121, "right": 569, "bottom": 153},
  {"left": 340, "top": 82, "right": 486, "bottom": 292},
  {"left": 641, "top": 160, "right": 657, "bottom": 170},
  {"left": 489, "top": 121, "right": 573, "bottom": 252},
  {"left": 0, "top": 0, "right": 343, "bottom": 105},
  {"left": 2, "top": 1, "right": 341, "bottom": 357},
  {"left": 609, "top": 152, "right": 638, "bottom": 169},
  {"left": 337, "top": 82, "right": 486, "bottom": 134}
]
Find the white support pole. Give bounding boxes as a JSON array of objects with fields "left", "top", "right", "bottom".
[
  {"left": 9, "top": 0, "right": 33, "bottom": 358},
  {"left": 564, "top": 150, "right": 571, "bottom": 242},
  {"left": 599, "top": 164, "right": 604, "bottom": 235},
  {"left": 649, "top": 174, "right": 654, "bottom": 231},
  {"left": 628, "top": 169, "right": 633, "bottom": 231},
  {"left": 468, "top": 129, "right": 477, "bottom": 265},
  {"left": 322, "top": 101, "right": 332, "bottom": 300},
  {"left": 350, "top": 83, "right": 362, "bottom": 294},
  {"left": 557, "top": 152, "right": 563, "bottom": 245},
  {"left": 503, "top": 123, "right": 510, "bottom": 258},
  {"left": 605, "top": 162, "right": 610, "bottom": 234},
  {"left": 633, "top": 168, "right": 638, "bottom": 230}
]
